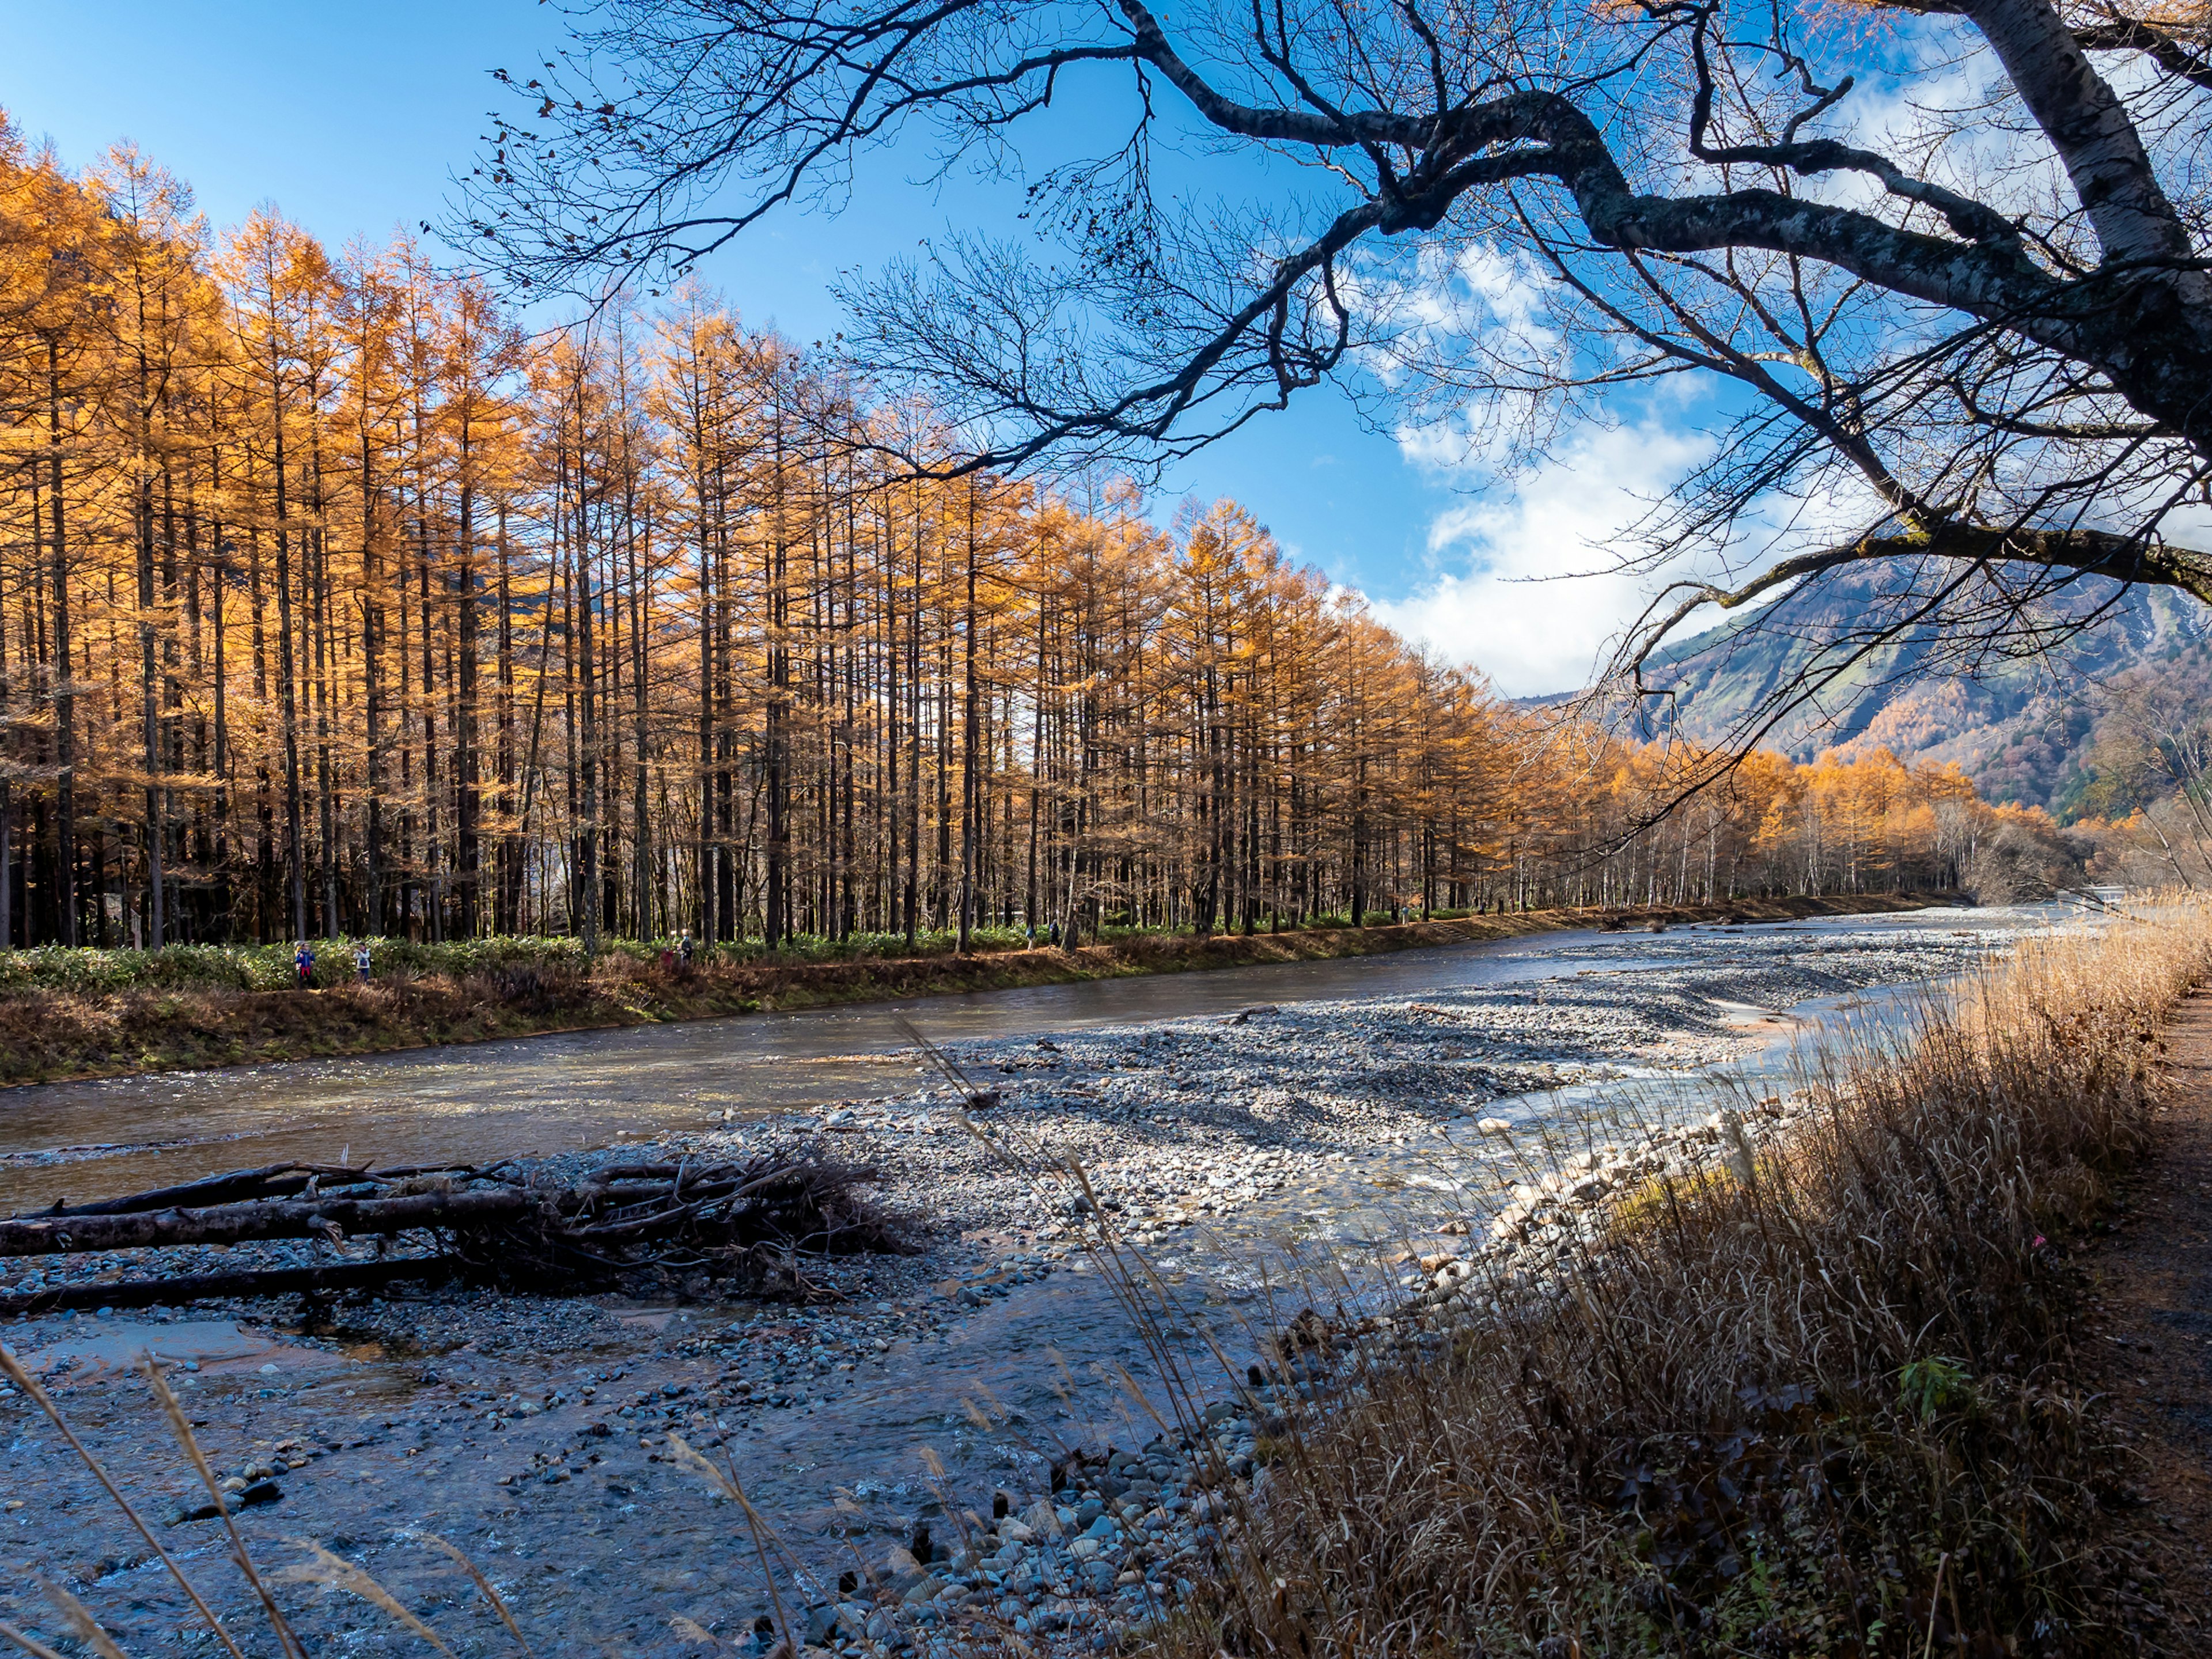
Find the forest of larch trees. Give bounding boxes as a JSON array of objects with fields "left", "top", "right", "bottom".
[{"left": 0, "top": 121, "right": 2036, "bottom": 953}]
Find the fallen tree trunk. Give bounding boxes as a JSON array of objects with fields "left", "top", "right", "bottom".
[
  {"left": 0, "top": 1152, "right": 921, "bottom": 1305},
  {"left": 0, "top": 1257, "right": 454, "bottom": 1317},
  {"left": 35, "top": 1161, "right": 508, "bottom": 1218},
  {"left": 0, "top": 1185, "right": 538, "bottom": 1257}
]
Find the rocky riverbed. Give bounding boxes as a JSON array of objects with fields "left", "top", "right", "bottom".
[{"left": 0, "top": 909, "right": 2056, "bottom": 1657}]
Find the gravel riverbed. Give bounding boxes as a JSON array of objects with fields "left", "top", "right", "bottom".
[{"left": 0, "top": 910, "right": 2054, "bottom": 1657}]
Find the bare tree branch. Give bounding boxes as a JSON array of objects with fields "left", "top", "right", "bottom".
[{"left": 452, "top": 0, "right": 2212, "bottom": 759}]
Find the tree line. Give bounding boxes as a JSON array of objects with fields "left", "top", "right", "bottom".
[{"left": 0, "top": 122, "right": 2054, "bottom": 953}]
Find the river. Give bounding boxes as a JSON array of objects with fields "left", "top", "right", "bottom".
[
  {"left": 0, "top": 903, "right": 2086, "bottom": 1653},
  {"left": 0, "top": 903, "right": 2041, "bottom": 1214}
]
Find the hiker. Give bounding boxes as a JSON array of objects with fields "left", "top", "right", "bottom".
[
  {"left": 294, "top": 940, "right": 315, "bottom": 989},
  {"left": 1047, "top": 919, "right": 1060, "bottom": 948},
  {"left": 1025, "top": 920, "right": 1035, "bottom": 950},
  {"left": 679, "top": 931, "right": 695, "bottom": 967},
  {"left": 354, "top": 941, "right": 372, "bottom": 983}
]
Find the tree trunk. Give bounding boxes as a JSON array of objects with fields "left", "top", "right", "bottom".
[
  {"left": 0, "top": 1186, "right": 540, "bottom": 1257},
  {"left": 456, "top": 472, "right": 481, "bottom": 937},
  {"left": 957, "top": 484, "right": 981, "bottom": 952},
  {"left": 46, "top": 340, "right": 78, "bottom": 946}
]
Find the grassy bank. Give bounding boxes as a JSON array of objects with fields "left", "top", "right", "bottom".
[
  {"left": 0, "top": 892, "right": 1945, "bottom": 1088},
  {"left": 1136, "top": 900, "right": 2210, "bottom": 1657}
]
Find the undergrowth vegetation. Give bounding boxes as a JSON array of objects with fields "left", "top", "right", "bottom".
[
  {"left": 0, "top": 929, "right": 1044, "bottom": 995},
  {"left": 0, "top": 921, "right": 1431, "bottom": 997},
  {"left": 0, "top": 894, "right": 1938, "bottom": 1001},
  {"left": 1134, "top": 903, "right": 2211, "bottom": 1657}
]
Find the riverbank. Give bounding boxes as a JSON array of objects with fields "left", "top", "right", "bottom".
[
  {"left": 0, "top": 891, "right": 1950, "bottom": 1088},
  {"left": 1146, "top": 900, "right": 2212, "bottom": 1659},
  {"left": 0, "top": 907, "right": 2038, "bottom": 1656}
]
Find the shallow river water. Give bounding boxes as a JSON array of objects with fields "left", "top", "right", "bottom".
[
  {"left": 0, "top": 904, "right": 2037, "bottom": 1212},
  {"left": 0, "top": 904, "right": 2092, "bottom": 1654}
]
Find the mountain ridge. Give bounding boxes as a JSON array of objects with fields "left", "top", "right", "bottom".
[{"left": 1580, "top": 566, "right": 2212, "bottom": 814}]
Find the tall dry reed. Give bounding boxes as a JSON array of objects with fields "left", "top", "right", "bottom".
[{"left": 1135, "top": 904, "right": 2211, "bottom": 1658}]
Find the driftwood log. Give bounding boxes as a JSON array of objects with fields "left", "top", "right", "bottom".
[
  {"left": 0, "top": 1259, "right": 455, "bottom": 1318},
  {"left": 0, "top": 1185, "right": 540, "bottom": 1256},
  {"left": 0, "top": 1152, "right": 918, "bottom": 1313}
]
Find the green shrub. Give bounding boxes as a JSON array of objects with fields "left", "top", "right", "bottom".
[
  {"left": 0, "top": 923, "right": 1105, "bottom": 994},
  {"left": 0, "top": 935, "right": 604, "bottom": 995}
]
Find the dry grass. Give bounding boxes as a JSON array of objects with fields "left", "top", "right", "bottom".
[{"left": 1128, "top": 902, "right": 2212, "bottom": 1658}]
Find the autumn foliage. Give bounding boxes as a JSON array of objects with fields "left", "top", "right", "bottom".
[{"left": 0, "top": 120, "right": 2059, "bottom": 953}]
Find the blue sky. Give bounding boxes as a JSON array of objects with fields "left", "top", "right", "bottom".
[{"left": 0, "top": 0, "right": 1703, "bottom": 695}]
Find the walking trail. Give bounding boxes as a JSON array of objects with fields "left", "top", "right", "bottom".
[{"left": 2090, "top": 990, "right": 2212, "bottom": 1653}]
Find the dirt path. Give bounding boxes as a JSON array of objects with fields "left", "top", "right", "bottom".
[{"left": 2082, "top": 990, "right": 2212, "bottom": 1655}]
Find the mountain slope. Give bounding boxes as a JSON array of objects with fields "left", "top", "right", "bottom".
[{"left": 1631, "top": 566, "right": 2212, "bottom": 812}]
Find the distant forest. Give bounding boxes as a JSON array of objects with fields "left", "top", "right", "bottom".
[{"left": 0, "top": 123, "right": 2089, "bottom": 951}]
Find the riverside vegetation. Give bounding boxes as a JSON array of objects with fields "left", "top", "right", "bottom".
[
  {"left": 1131, "top": 902, "right": 2212, "bottom": 1657},
  {"left": 0, "top": 907, "right": 2203, "bottom": 1655}
]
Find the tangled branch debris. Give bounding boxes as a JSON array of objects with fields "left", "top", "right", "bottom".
[{"left": 0, "top": 1152, "right": 919, "bottom": 1314}]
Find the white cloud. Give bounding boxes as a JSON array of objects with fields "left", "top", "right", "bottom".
[
  {"left": 1350, "top": 41, "right": 2039, "bottom": 699},
  {"left": 1344, "top": 238, "right": 1563, "bottom": 400},
  {"left": 1369, "top": 419, "right": 1714, "bottom": 697}
]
